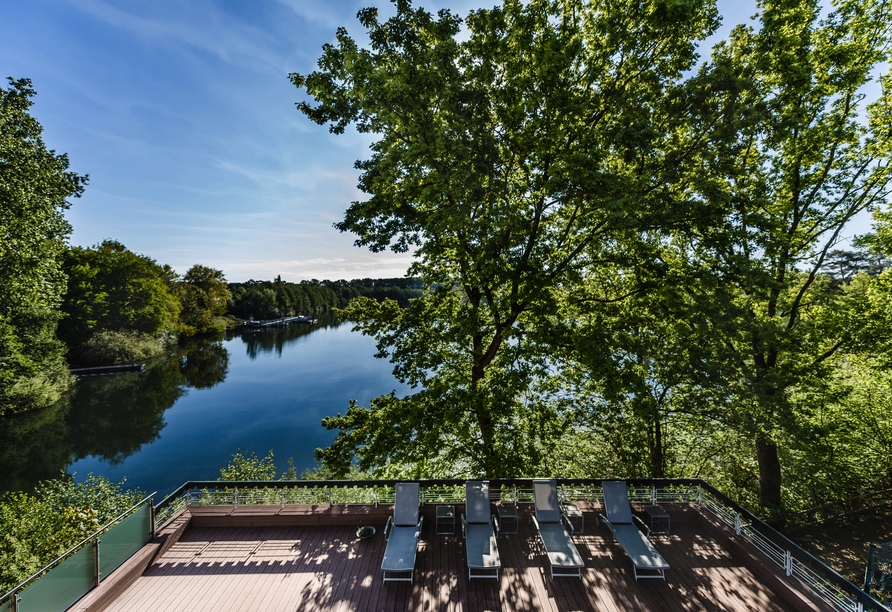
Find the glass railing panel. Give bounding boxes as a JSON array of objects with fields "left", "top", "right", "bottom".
[
  {"left": 99, "top": 504, "right": 152, "bottom": 579},
  {"left": 16, "top": 543, "right": 95, "bottom": 612}
]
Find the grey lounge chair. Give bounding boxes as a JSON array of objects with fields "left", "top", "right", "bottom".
[
  {"left": 530, "top": 479, "right": 584, "bottom": 578},
  {"left": 599, "top": 481, "right": 670, "bottom": 581},
  {"left": 381, "top": 482, "right": 424, "bottom": 583},
  {"left": 461, "top": 481, "right": 501, "bottom": 580}
]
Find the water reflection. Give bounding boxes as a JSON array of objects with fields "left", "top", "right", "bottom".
[
  {"left": 0, "top": 338, "right": 230, "bottom": 495},
  {"left": 241, "top": 314, "right": 339, "bottom": 360}
]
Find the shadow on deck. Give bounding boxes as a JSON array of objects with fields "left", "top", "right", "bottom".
[{"left": 79, "top": 502, "right": 831, "bottom": 612}]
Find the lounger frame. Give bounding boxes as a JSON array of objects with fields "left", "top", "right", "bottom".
[
  {"left": 462, "top": 480, "right": 502, "bottom": 580},
  {"left": 381, "top": 483, "right": 424, "bottom": 583},
  {"left": 599, "top": 480, "right": 669, "bottom": 581},
  {"left": 531, "top": 479, "right": 584, "bottom": 579}
]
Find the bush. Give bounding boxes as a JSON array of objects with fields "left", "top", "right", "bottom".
[
  {"left": 77, "top": 329, "right": 165, "bottom": 366},
  {"left": 0, "top": 474, "right": 142, "bottom": 594}
]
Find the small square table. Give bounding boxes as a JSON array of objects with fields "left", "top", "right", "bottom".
[
  {"left": 496, "top": 505, "right": 518, "bottom": 535},
  {"left": 436, "top": 505, "right": 456, "bottom": 534},
  {"left": 643, "top": 505, "right": 670, "bottom": 534},
  {"left": 562, "top": 503, "right": 584, "bottom": 534}
]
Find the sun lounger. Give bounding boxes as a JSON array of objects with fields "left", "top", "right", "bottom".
[
  {"left": 599, "top": 480, "right": 670, "bottom": 580},
  {"left": 381, "top": 482, "right": 423, "bottom": 583},
  {"left": 530, "top": 479, "right": 584, "bottom": 578},
  {"left": 462, "top": 480, "right": 501, "bottom": 580}
]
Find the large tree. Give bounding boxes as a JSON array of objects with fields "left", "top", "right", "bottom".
[
  {"left": 59, "top": 240, "right": 181, "bottom": 362},
  {"left": 178, "top": 264, "right": 230, "bottom": 336},
  {"left": 292, "top": 0, "right": 720, "bottom": 477},
  {"left": 650, "top": 0, "right": 891, "bottom": 510},
  {"left": 0, "top": 78, "right": 87, "bottom": 415}
]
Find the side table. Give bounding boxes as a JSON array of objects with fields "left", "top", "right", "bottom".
[
  {"left": 643, "top": 505, "right": 670, "bottom": 534},
  {"left": 562, "top": 503, "right": 584, "bottom": 534},
  {"left": 496, "top": 505, "right": 518, "bottom": 535},
  {"left": 436, "top": 505, "right": 456, "bottom": 534}
]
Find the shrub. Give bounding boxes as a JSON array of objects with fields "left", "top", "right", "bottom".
[{"left": 77, "top": 329, "right": 164, "bottom": 366}]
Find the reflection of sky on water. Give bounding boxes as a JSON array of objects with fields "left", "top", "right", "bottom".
[{"left": 68, "top": 319, "right": 409, "bottom": 498}]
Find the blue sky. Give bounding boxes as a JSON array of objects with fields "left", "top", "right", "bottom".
[{"left": 1, "top": 0, "right": 879, "bottom": 282}]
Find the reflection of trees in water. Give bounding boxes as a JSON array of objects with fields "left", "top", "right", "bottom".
[
  {"left": 239, "top": 313, "right": 339, "bottom": 360},
  {"left": 0, "top": 399, "right": 71, "bottom": 494},
  {"left": 0, "top": 338, "right": 230, "bottom": 495},
  {"left": 179, "top": 337, "right": 230, "bottom": 389}
]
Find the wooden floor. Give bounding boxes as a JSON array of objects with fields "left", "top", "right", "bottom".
[{"left": 104, "top": 519, "right": 799, "bottom": 612}]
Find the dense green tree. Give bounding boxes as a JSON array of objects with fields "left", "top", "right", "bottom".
[
  {"left": 59, "top": 240, "right": 181, "bottom": 364},
  {"left": 0, "top": 78, "right": 87, "bottom": 414},
  {"left": 293, "top": 0, "right": 721, "bottom": 476},
  {"left": 660, "top": 0, "right": 892, "bottom": 511},
  {"left": 178, "top": 264, "right": 231, "bottom": 336}
]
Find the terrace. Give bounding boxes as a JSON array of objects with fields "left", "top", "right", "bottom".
[{"left": 4, "top": 480, "right": 886, "bottom": 612}]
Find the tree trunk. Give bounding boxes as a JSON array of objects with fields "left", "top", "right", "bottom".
[
  {"left": 756, "top": 435, "right": 783, "bottom": 511},
  {"left": 646, "top": 421, "right": 665, "bottom": 478}
]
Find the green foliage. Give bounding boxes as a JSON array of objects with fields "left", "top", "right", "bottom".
[
  {"left": 0, "top": 78, "right": 86, "bottom": 415},
  {"left": 217, "top": 450, "right": 303, "bottom": 481},
  {"left": 294, "top": 0, "right": 721, "bottom": 478},
  {"left": 227, "top": 277, "right": 420, "bottom": 321},
  {"left": 59, "top": 240, "right": 180, "bottom": 364},
  {"left": 178, "top": 265, "right": 231, "bottom": 336},
  {"left": 79, "top": 329, "right": 164, "bottom": 366},
  {"left": 0, "top": 473, "right": 142, "bottom": 594},
  {"left": 298, "top": 463, "right": 376, "bottom": 481}
]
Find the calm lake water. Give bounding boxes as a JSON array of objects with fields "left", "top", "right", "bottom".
[{"left": 0, "top": 316, "right": 410, "bottom": 499}]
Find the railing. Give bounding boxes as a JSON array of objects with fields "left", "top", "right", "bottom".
[
  {"left": 0, "top": 494, "right": 155, "bottom": 612},
  {"left": 152, "top": 478, "right": 887, "bottom": 612},
  {"left": 697, "top": 482, "right": 888, "bottom": 612},
  {"left": 11, "top": 479, "right": 884, "bottom": 612}
]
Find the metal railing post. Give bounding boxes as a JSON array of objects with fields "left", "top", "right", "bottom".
[
  {"left": 697, "top": 485, "right": 702, "bottom": 505},
  {"left": 150, "top": 499, "right": 156, "bottom": 540},
  {"left": 234, "top": 487, "right": 238, "bottom": 507},
  {"left": 735, "top": 513, "right": 742, "bottom": 536},
  {"left": 94, "top": 537, "right": 101, "bottom": 587},
  {"left": 863, "top": 544, "right": 876, "bottom": 591},
  {"left": 784, "top": 550, "right": 792, "bottom": 576},
  {"left": 12, "top": 593, "right": 19, "bottom": 612},
  {"left": 281, "top": 490, "right": 285, "bottom": 511}
]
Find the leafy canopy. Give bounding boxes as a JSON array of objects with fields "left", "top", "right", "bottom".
[
  {"left": 0, "top": 78, "right": 86, "bottom": 414},
  {"left": 292, "top": 0, "right": 721, "bottom": 477}
]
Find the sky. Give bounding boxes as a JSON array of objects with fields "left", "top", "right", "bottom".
[{"left": 0, "top": 0, "right": 882, "bottom": 282}]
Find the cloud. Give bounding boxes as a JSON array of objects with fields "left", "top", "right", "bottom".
[
  {"left": 272, "top": 0, "right": 347, "bottom": 28},
  {"left": 66, "top": 0, "right": 287, "bottom": 73}
]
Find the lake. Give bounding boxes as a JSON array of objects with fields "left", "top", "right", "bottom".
[{"left": 0, "top": 315, "right": 411, "bottom": 499}]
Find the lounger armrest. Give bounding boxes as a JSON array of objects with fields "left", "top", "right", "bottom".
[
  {"left": 416, "top": 516, "right": 423, "bottom": 539},
  {"left": 384, "top": 515, "right": 393, "bottom": 540},
  {"left": 491, "top": 513, "right": 500, "bottom": 538},
  {"left": 461, "top": 513, "right": 468, "bottom": 538},
  {"left": 633, "top": 514, "right": 651, "bottom": 538},
  {"left": 599, "top": 514, "right": 616, "bottom": 537},
  {"left": 561, "top": 513, "right": 573, "bottom": 533},
  {"left": 529, "top": 514, "right": 541, "bottom": 531}
]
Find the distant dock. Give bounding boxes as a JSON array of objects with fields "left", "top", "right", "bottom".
[
  {"left": 70, "top": 364, "right": 145, "bottom": 376},
  {"left": 244, "top": 316, "right": 317, "bottom": 329}
]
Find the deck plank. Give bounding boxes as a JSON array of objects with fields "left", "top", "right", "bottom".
[{"left": 100, "top": 514, "right": 808, "bottom": 612}]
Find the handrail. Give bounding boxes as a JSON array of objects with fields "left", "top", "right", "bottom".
[
  {"left": 48, "top": 478, "right": 889, "bottom": 612},
  {"left": 698, "top": 482, "right": 885, "bottom": 612},
  {"left": 0, "top": 493, "right": 155, "bottom": 607}
]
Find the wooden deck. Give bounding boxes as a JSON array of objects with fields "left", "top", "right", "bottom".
[{"left": 100, "top": 508, "right": 815, "bottom": 612}]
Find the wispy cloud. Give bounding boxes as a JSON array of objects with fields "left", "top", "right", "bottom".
[{"left": 66, "top": 0, "right": 287, "bottom": 73}]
